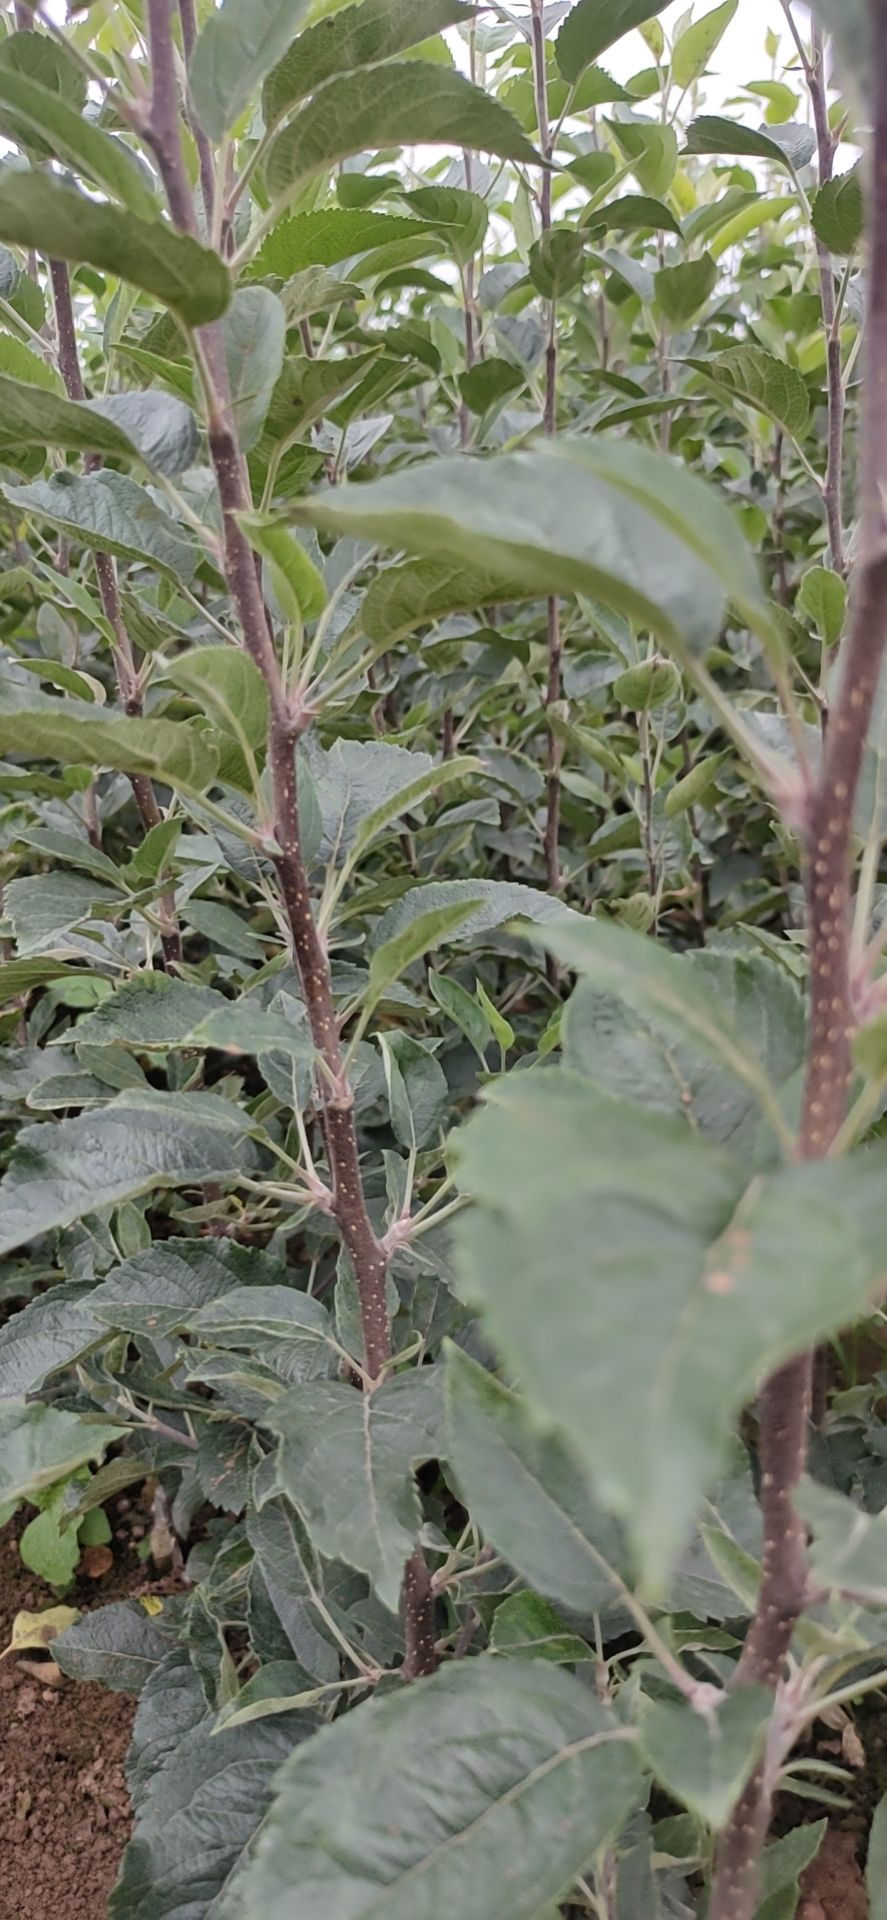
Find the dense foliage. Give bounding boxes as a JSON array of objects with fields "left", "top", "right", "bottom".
[{"left": 0, "top": 0, "right": 886, "bottom": 1915}]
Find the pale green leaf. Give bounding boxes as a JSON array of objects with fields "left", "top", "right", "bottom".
[
  {"left": 223, "top": 287, "right": 287, "bottom": 452},
  {"left": 189, "top": 0, "right": 312, "bottom": 142},
  {"left": 796, "top": 1480, "right": 887, "bottom": 1605},
  {"left": 0, "top": 1399, "right": 119, "bottom": 1509},
  {"left": 0, "top": 695, "right": 218, "bottom": 792},
  {"left": 0, "top": 173, "right": 230, "bottom": 326},
  {"left": 236, "top": 511, "right": 328, "bottom": 621},
  {"left": 366, "top": 899, "right": 480, "bottom": 1015},
  {"left": 372, "top": 879, "right": 582, "bottom": 951},
  {"left": 454, "top": 1074, "right": 887, "bottom": 1589},
  {"left": 237, "top": 1659, "right": 644, "bottom": 1920},
  {"left": 797, "top": 565, "right": 847, "bottom": 646},
  {"left": 0, "top": 1284, "right": 105, "bottom": 1398},
  {"left": 0, "top": 1091, "right": 258, "bottom": 1256},
  {"left": 263, "top": 0, "right": 473, "bottom": 128},
  {"left": 672, "top": 1, "right": 737, "bottom": 91},
  {"left": 289, "top": 438, "right": 771, "bottom": 656},
  {"left": 639, "top": 1689, "right": 771, "bottom": 1830},
  {"left": 84, "top": 391, "right": 200, "bottom": 476},
  {"left": 264, "top": 64, "right": 538, "bottom": 211},
  {"left": 489, "top": 1593, "right": 590, "bottom": 1664}
]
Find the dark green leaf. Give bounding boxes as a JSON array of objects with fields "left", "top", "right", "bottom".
[
  {"left": 0, "top": 1091, "right": 258, "bottom": 1256},
  {"left": 556, "top": 0, "right": 672, "bottom": 82},
  {"left": 655, "top": 253, "right": 717, "bottom": 325},
  {"left": 0, "top": 67, "right": 156, "bottom": 217},
  {"left": 238, "top": 1660, "right": 644, "bottom": 1919},
  {"left": 56, "top": 1601, "right": 173, "bottom": 1691},
  {"left": 263, "top": 0, "right": 473, "bottom": 128},
  {"left": 685, "top": 345, "right": 810, "bottom": 438},
  {"left": 0, "top": 694, "right": 217, "bottom": 791},
  {"left": 4, "top": 471, "right": 200, "bottom": 582},
  {"left": 0, "top": 173, "right": 230, "bottom": 326},
  {"left": 264, "top": 65, "right": 538, "bottom": 210},
  {"left": 813, "top": 166, "right": 864, "bottom": 254}
]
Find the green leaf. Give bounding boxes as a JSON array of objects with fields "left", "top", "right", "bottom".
[
  {"left": 0, "top": 371, "right": 144, "bottom": 461},
  {"left": 110, "top": 1658, "right": 316, "bottom": 1920},
  {"left": 0, "top": 1091, "right": 258, "bottom": 1257},
  {"left": 164, "top": 645, "right": 269, "bottom": 777},
  {"left": 429, "top": 971, "right": 492, "bottom": 1058},
  {"left": 237, "top": 511, "right": 328, "bottom": 621},
  {"left": 290, "top": 438, "right": 770, "bottom": 658},
  {"left": 247, "top": 1496, "right": 340, "bottom": 1682},
  {"left": 445, "top": 1345, "right": 628, "bottom": 1613},
  {"left": 685, "top": 345, "right": 810, "bottom": 438},
  {"left": 268, "top": 1370, "right": 442, "bottom": 1607},
  {"left": 0, "top": 695, "right": 218, "bottom": 792},
  {"left": 238, "top": 1659, "right": 644, "bottom": 1920},
  {"left": 654, "top": 253, "right": 717, "bottom": 325},
  {"left": 6, "top": 871, "right": 122, "bottom": 956},
  {"left": 797, "top": 564, "right": 847, "bottom": 646},
  {"left": 454, "top": 1075, "right": 887, "bottom": 1590},
  {"left": 263, "top": 0, "right": 473, "bottom": 128},
  {"left": 458, "top": 358, "right": 525, "bottom": 414},
  {"left": 0, "top": 173, "right": 230, "bottom": 326},
  {"left": 0, "top": 1285, "right": 105, "bottom": 1398},
  {"left": 84, "top": 391, "right": 200, "bottom": 476},
  {"left": 188, "top": 0, "right": 312, "bottom": 142},
  {"left": 684, "top": 115, "right": 810, "bottom": 169},
  {"left": 556, "top": 0, "right": 672, "bottom": 82},
  {"left": 56, "top": 1600, "right": 172, "bottom": 1690},
  {"left": 869, "top": 1792, "right": 887, "bottom": 1920},
  {"left": 489, "top": 1593, "right": 590, "bottom": 1664},
  {"left": 0, "top": 67, "right": 156, "bottom": 218},
  {"left": 366, "top": 899, "right": 481, "bottom": 1015},
  {"left": 20, "top": 1501, "right": 82, "bottom": 1588},
  {"left": 223, "top": 287, "right": 287, "bottom": 452},
  {"left": 528, "top": 227, "right": 586, "bottom": 300},
  {"left": 86, "top": 1237, "right": 292, "bottom": 1339},
  {"left": 608, "top": 119, "right": 678, "bottom": 197},
  {"left": 264, "top": 65, "right": 538, "bottom": 211},
  {"left": 360, "top": 553, "right": 525, "bottom": 643},
  {"left": 0, "top": 957, "right": 80, "bottom": 1005},
  {"left": 4, "top": 471, "right": 199, "bottom": 582},
  {"left": 0, "top": 1399, "right": 119, "bottom": 1510},
  {"left": 213, "top": 1659, "right": 320, "bottom": 1730},
  {"left": 672, "top": 1, "right": 737, "bottom": 91},
  {"left": 795, "top": 1480, "right": 887, "bottom": 1605},
  {"left": 545, "top": 920, "right": 804, "bottom": 1154},
  {"left": 248, "top": 208, "right": 435, "bottom": 279},
  {"left": 64, "top": 974, "right": 314, "bottom": 1067},
  {"left": 639, "top": 1689, "right": 771, "bottom": 1830},
  {"left": 308, "top": 738, "right": 469, "bottom": 864},
  {"left": 372, "top": 879, "right": 581, "bottom": 954},
  {"left": 813, "top": 166, "right": 864, "bottom": 254},
  {"left": 757, "top": 1823, "right": 827, "bottom": 1920},
  {"left": 595, "top": 192, "right": 682, "bottom": 236}
]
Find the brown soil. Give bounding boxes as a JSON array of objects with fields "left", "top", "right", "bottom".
[
  {"left": 798, "top": 1828, "right": 869, "bottom": 1919},
  {"left": 0, "top": 1497, "right": 158, "bottom": 1920}
]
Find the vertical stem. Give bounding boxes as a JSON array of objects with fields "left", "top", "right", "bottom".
[
  {"left": 401, "top": 1548, "right": 438, "bottom": 1680},
  {"left": 177, "top": 0, "right": 217, "bottom": 229},
  {"left": 530, "top": 0, "right": 562, "bottom": 897},
  {"left": 48, "top": 258, "right": 181, "bottom": 969},
  {"left": 709, "top": 7, "right": 887, "bottom": 1913},
  {"left": 809, "top": 21, "right": 845, "bottom": 579}
]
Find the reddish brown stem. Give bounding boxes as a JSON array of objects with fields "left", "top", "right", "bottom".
[
  {"left": 48, "top": 258, "right": 181, "bottom": 969},
  {"left": 709, "top": 8, "right": 887, "bottom": 1911},
  {"left": 400, "top": 1548, "right": 438, "bottom": 1680}
]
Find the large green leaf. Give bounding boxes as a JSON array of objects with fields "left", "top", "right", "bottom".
[
  {"left": 264, "top": 64, "right": 538, "bottom": 210},
  {"left": 544, "top": 920, "right": 804, "bottom": 1155},
  {"left": 247, "top": 1496, "right": 341, "bottom": 1682},
  {"left": 188, "top": 0, "right": 311, "bottom": 142},
  {"left": 812, "top": 166, "right": 864, "bottom": 255},
  {"left": 0, "top": 67, "right": 156, "bottom": 217},
  {"left": 110, "top": 1654, "right": 317, "bottom": 1920},
  {"left": 454, "top": 1075, "right": 887, "bottom": 1590},
  {"left": 4, "top": 471, "right": 199, "bottom": 581},
  {"left": 236, "top": 1659, "right": 644, "bottom": 1920},
  {"left": 0, "top": 1284, "right": 106, "bottom": 1398},
  {"left": 684, "top": 115, "right": 810, "bottom": 169},
  {"left": 248, "top": 208, "right": 435, "bottom": 279},
  {"left": 58, "top": 973, "right": 312, "bottom": 1063},
  {"left": 86, "top": 1237, "right": 293, "bottom": 1339},
  {"left": 0, "top": 694, "right": 217, "bottom": 792},
  {"left": 445, "top": 1346, "right": 629, "bottom": 1612},
  {"left": 268, "top": 1369, "right": 443, "bottom": 1607},
  {"left": 5, "top": 871, "right": 123, "bottom": 956},
  {"left": 84, "top": 391, "right": 200, "bottom": 476},
  {"left": 795, "top": 1480, "right": 887, "bottom": 1606},
  {"left": 0, "top": 1090, "right": 258, "bottom": 1256},
  {"left": 639, "top": 1688, "right": 771, "bottom": 1830},
  {"left": 263, "top": 0, "right": 473, "bottom": 128},
  {"left": 0, "top": 173, "right": 230, "bottom": 325},
  {"left": 0, "top": 1399, "right": 119, "bottom": 1509},
  {"left": 290, "top": 438, "right": 771, "bottom": 657},
  {"left": 556, "top": 0, "right": 672, "bottom": 81}
]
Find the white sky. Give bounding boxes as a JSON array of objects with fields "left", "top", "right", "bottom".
[{"left": 607, "top": 1, "right": 809, "bottom": 104}]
